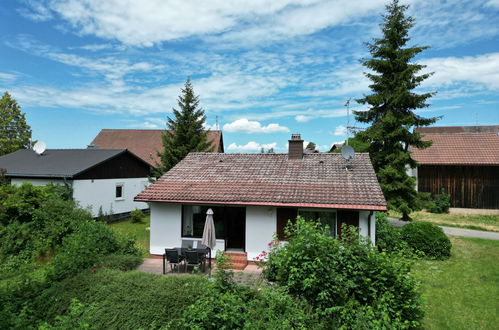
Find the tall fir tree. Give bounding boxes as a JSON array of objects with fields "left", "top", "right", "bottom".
[
  {"left": 154, "top": 79, "right": 213, "bottom": 176},
  {"left": 354, "top": 0, "right": 439, "bottom": 220},
  {"left": 0, "top": 92, "right": 32, "bottom": 156}
]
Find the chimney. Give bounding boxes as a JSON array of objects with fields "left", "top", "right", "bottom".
[{"left": 288, "top": 134, "right": 303, "bottom": 160}]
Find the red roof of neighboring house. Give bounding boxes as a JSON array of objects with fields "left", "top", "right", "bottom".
[
  {"left": 135, "top": 152, "right": 387, "bottom": 211},
  {"left": 412, "top": 126, "right": 499, "bottom": 165},
  {"left": 90, "top": 129, "right": 224, "bottom": 166}
]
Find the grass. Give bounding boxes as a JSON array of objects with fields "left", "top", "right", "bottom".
[
  {"left": 390, "top": 210, "right": 499, "bottom": 232},
  {"left": 412, "top": 237, "right": 499, "bottom": 329},
  {"left": 109, "top": 216, "right": 150, "bottom": 257}
]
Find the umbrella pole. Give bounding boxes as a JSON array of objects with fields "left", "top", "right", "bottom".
[{"left": 208, "top": 248, "right": 212, "bottom": 276}]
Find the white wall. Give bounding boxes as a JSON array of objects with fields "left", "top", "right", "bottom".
[
  {"left": 149, "top": 202, "right": 225, "bottom": 255},
  {"left": 11, "top": 177, "right": 67, "bottom": 187},
  {"left": 72, "top": 178, "right": 149, "bottom": 216},
  {"left": 245, "top": 206, "right": 277, "bottom": 260},
  {"left": 359, "top": 210, "right": 376, "bottom": 243}
]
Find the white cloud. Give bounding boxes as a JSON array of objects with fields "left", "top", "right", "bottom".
[
  {"left": 486, "top": 0, "right": 499, "bottom": 8},
  {"left": 422, "top": 53, "right": 499, "bottom": 91},
  {"left": 24, "top": 0, "right": 386, "bottom": 46},
  {"left": 227, "top": 141, "right": 277, "bottom": 152},
  {"left": 223, "top": 118, "right": 289, "bottom": 134},
  {"left": 0, "top": 72, "right": 18, "bottom": 81},
  {"left": 295, "top": 115, "right": 312, "bottom": 123},
  {"left": 18, "top": 0, "right": 53, "bottom": 22},
  {"left": 334, "top": 125, "right": 347, "bottom": 136}
]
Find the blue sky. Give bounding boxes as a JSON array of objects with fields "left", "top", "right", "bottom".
[{"left": 1, "top": 0, "right": 498, "bottom": 152}]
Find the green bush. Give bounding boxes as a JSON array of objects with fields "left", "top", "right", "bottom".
[
  {"left": 33, "top": 270, "right": 210, "bottom": 329},
  {"left": 99, "top": 254, "right": 142, "bottom": 271},
  {"left": 264, "top": 217, "right": 423, "bottom": 328},
  {"left": 130, "top": 209, "right": 145, "bottom": 223},
  {"left": 50, "top": 221, "right": 140, "bottom": 281},
  {"left": 428, "top": 189, "right": 451, "bottom": 214},
  {"left": 400, "top": 222, "right": 452, "bottom": 260},
  {"left": 375, "top": 212, "right": 409, "bottom": 254}
]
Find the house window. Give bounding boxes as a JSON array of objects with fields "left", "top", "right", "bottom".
[
  {"left": 115, "top": 183, "right": 124, "bottom": 199},
  {"left": 182, "top": 205, "right": 225, "bottom": 239},
  {"left": 298, "top": 209, "right": 337, "bottom": 237}
]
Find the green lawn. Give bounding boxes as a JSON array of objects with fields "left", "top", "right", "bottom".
[
  {"left": 390, "top": 211, "right": 499, "bottom": 232},
  {"left": 109, "top": 216, "right": 150, "bottom": 257},
  {"left": 412, "top": 237, "right": 499, "bottom": 329}
]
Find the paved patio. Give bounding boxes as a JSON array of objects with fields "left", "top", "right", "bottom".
[{"left": 137, "top": 258, "right": 263, "bottom": 284}]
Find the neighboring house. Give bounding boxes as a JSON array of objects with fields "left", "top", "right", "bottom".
[
  {"left": 0, "top": 149, "right": 151, "bottom": 217},
  {"left": 89, "top": 129, "right": 224, "bottom": 166},
  {"left": 411, "top": 125, "right": 499, "bottom": 209},
  {"left": 329, "top": 143, "right": 344, "bottom": 152},
  {"left": 135, "top": 134, "right": 386, "bottom": 262}
]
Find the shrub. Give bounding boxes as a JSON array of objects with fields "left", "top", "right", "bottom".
[
  {"left": 428, "top": 189, "right": 451, "bottom": 214},
  {"left": 49, "top": 221, "right": 139, "bottom": 281},
  {"left": 264, "top": 217, "right": 423, "bottom": 328},
  {"left": 130, "top": 209, "right": 145, "bottom": 223},
  {"left": 375, "top": 212, "right": 409, "bottom": 254},
  {"left": 400, "top": 222, "right": 452, "bottom": 260},
  {"left": 33, "top": 270, "right": 210, "bottom": 329},
  {"left": 99, "top": 254, "right": 142, "bottom": 271}
]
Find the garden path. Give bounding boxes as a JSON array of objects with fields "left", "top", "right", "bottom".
[{"left": 388, "top": 218, "right": 499, "bottom": 240}]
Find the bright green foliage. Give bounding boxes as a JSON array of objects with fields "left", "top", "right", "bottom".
[
  {"left": 265, "top": 217, "right": 423, "bottom": 328},
  {"left": 427, "top": 189, "right": 451, "bottom": 214},
  {"left": 354, "top": 1, "right": 439, "bottom": 220},
  {"left": 154, "top": 79, "right": 213, "bottom": 176},
  {"left": 0, "top": 92, "right": 32, "bottom": 156},
  {"left": 50, "top": 221, "right": 140, "bottom": 280},
  {"left": 332, "top": 135, "right": 370, "bottom": 153},
  {"left": 375, "top": 211, "right": 409, "bottom": 254},
  {"left": 212, "top": 250, "right": 236, "bottom": 292},
  {"left": 130, "top": 208, "right": 145, "bottom": 223},
  {"left": 0, "top": 183, "right": 88, "bottom": 264},
  {"left": 39, "top": 299, "right": 97, "bottom": 329},
  {"left": 401, "top": 222, "right": 451, "bottom": 259}
]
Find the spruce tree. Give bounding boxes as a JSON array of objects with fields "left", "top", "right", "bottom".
[
  {"left": 0, "top": 92, "right": 32, "bottom": 156},
  {"left": 354, "top": 0, "right": 439, "bottom": 220},
  {"left": 154, "top": 79, "right": 213, "bottom": 176}
]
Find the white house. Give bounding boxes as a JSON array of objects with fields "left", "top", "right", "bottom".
[
  {"left": 135, "top": 134, "right": 387, "bottom": 268},
  {"left": 0, "top": 148, "right": 151, "bottom": 217}
]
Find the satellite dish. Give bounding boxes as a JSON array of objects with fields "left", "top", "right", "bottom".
[
  {"left": 341, "top": 145, "right": 355, "bottom": 160},
  {"left": 33, "top": 141, "right": 46, "bottom": 155}
]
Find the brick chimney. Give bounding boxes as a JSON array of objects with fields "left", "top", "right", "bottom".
[{"left": 288, "top": 134, "right": 303, "bottom": 160}]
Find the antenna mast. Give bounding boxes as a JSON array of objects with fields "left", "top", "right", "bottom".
[{"left": 215, "top": 116, "right": 219, "bottom": 130}]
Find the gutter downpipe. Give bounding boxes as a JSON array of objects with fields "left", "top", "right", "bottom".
[{"left": 368, "top": 211, "right": 374, "bottom": 244}]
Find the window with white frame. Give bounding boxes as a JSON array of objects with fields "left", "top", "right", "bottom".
[{"left": 115, "top": 183, "right": 124, "bottom": 199}]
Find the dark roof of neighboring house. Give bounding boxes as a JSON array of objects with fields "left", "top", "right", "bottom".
[
  {"left": 90, "top": 129, "right": 224, "bottom": 166},
  {"left": 0, "top": 149, "right": 147, "bottom": 178},
  {"left": 415, "top": 125, "right": 499, "bottom": 134},
  {"left": 135, "top": 152, "right": 387, "bottom": 211},
  {"left": 411, "top": 132, "right": 499, "bottom": 165}
]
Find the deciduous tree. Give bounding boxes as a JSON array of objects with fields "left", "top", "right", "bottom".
[{"left": 0, "top": 92, "right": 32, "bottom": 156}]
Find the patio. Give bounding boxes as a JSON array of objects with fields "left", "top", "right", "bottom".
[{"left": 137, "top": 258, "right": 262, "bottom": 283}]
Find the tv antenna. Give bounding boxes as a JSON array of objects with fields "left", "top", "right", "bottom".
[
  {"left": 344, "top": 98, "right": 363, "bottom": 142},
  {"left": 33, "top": 141, "right": 46, "bottom": 155},
  {"left": 215, "top": 116, "right": 219, "bottom": 131}
]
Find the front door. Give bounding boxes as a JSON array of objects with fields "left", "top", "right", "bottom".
[{"left": 225, "top": 207, "right": 246, "bottom": 250}]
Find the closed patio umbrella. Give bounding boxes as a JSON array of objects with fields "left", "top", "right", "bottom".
[{"left": 202, "top": 208, "right": 216, "bottom": 271}]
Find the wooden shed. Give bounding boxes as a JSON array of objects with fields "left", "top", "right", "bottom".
[{"left": 412, "top": 125, "right": 499, "bottom": 209}]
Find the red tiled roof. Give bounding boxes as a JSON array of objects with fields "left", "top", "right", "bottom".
[
  {"left": 135, "top": 152, "right": 387, "bottom": 210},
  {"left": 90, "top": 129, "right": 223, "bottom": 166},
  {"left": 412, "top": 133, "right": 499, "bottom": 165},
  {"left": 415, "top": 125, "right": 499, "bottom": 134}
]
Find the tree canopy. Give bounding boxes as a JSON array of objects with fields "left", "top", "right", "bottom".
[
  {"left": 0, "top": 92, "right": 32, "bottom": 156},
  {"left": 154, "top": 79, "right": 213, "bottom": 177},
  {"left": 354, "top": 0, "right": 439, "bottom": 220}
]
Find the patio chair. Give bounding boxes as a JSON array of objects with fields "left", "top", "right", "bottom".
[
  {"left": 184, "top": 250, "right": 204, "bottom": 273},
  {"left": 164, "top": 248, "right": 184, "bottom": 274}
]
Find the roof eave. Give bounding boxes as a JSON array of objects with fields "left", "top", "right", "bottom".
[{"left": 133, "top": 198, "right": 387, "bottom": 211}]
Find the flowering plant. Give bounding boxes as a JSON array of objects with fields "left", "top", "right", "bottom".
[{"left": 253, "top": 240, "right": 283, "bottom": 269}]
